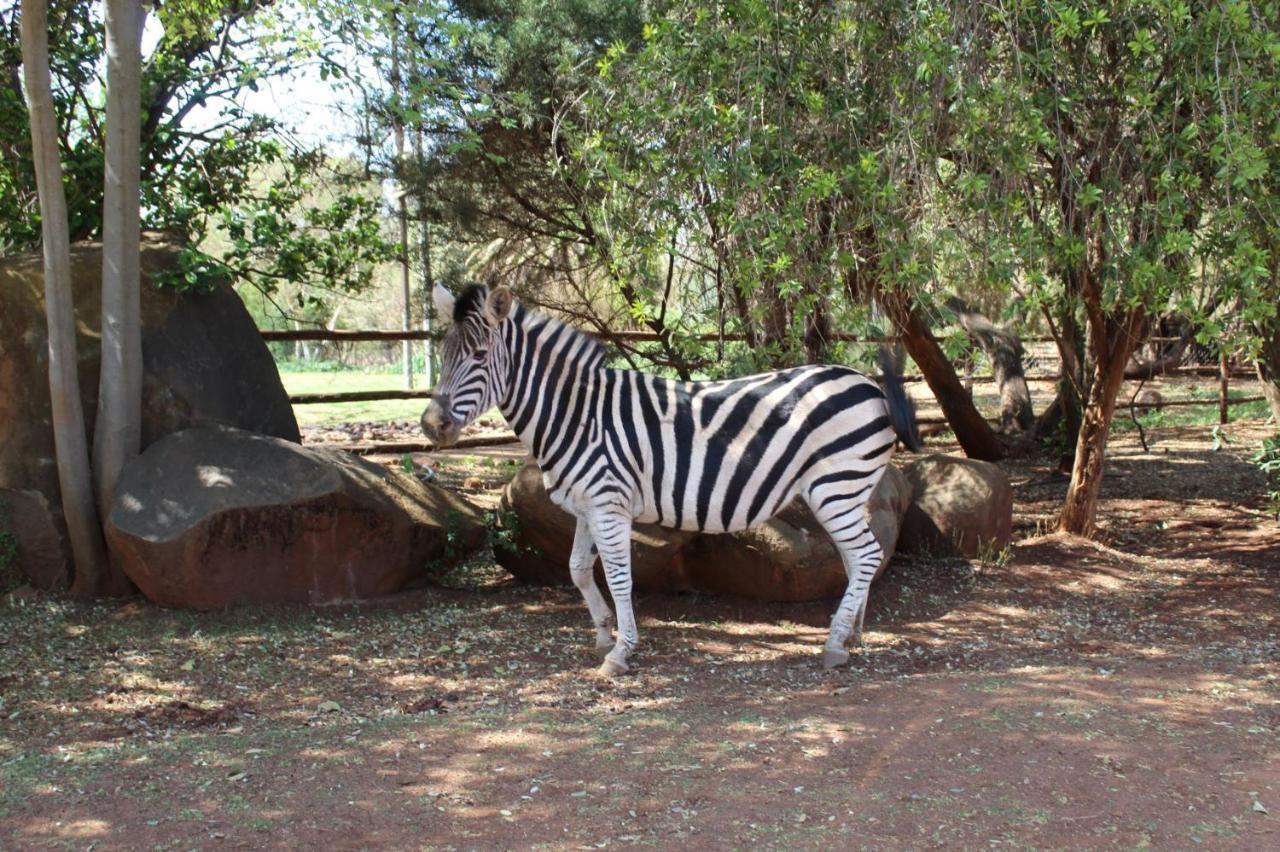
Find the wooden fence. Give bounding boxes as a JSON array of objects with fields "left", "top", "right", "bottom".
[{"left": 260, "top": 327, "right": 1265, "bottom": 453}]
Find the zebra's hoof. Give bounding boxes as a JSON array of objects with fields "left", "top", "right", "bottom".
[
  {"left": 599, "top": 656, "right": 629, "bottom": 677},
  {"left": 822, "top": 648, "right": 850, "bottom": 669}
]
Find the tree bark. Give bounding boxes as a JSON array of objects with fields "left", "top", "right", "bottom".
[
  {"left": 20, "top": 0, "right": 109, "bottom": 593},
  {"left": 94, "top": 0, "right": 144, "bottom": 560},
  {"left": 411, "top": 124, "right": 434, "bottom": 388},
  {"left": 1058, "top": 309, "right": 1145, "bottom": 536},
  {"left": 803, "top": 299, "right": 833, "bottom": 364},
  {"left": 946, "top": 296, "right": 1034, "bottom": 433},
  {"left": 1036, "top": 302, "right": 1086, "bottom": 472},
  {"left": 390, "top": 13, "right": 413, "bottom": 390},
  {"left": 881, "top": 291, "right": 1004, "bottom": 461}
]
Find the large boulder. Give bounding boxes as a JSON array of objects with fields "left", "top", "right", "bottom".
[
  {"left": 0, "top": 237, "right": 299, "bottom": 589},
  {"left": 0, "top": 488, "right": 70, "bottom": 590},
  {"left": 865, "top": 464, "right": 913, "bottom": 581},
  {"left": 897, "top": 454, "right": 1013, "bottom": 558},
  {"left": 494, "top": 462, "right": 698, "bottom": 592},
  {"left": 105, "top": 427, "right": 486, "bottom": 608},
  {"left": 493, "top": 461, "right": 912, "bottom": 602}
]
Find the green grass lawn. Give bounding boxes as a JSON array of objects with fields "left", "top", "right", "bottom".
[{"left": 279, "top": 370, "right": 428, "bottom": 427}]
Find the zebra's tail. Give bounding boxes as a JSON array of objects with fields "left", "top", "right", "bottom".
[{"left": 876, "top": 346, "right": 922, "bottom": 453}]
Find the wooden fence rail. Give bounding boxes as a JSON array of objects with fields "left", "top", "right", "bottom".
[
  {"left": 261, "top": 328, "right": 1192, "bottom": 346},
  {"left": 343, "top": 395, "right": 1268, "bottom": 456},
  {"left": 265, "top": 327, "right": 1242, "bottom": 405}
]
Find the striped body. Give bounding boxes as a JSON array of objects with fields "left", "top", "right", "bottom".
[
  {"left": 423, "top": 284, "right": 912, "bottom": 674},
  {"left": 501, "top": 325, "right": 894, "bottom": 533}
]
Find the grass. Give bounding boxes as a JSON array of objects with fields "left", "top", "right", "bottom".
[
  {"left": 1111, "top": 387, "right": 1272, "bottom": 434},
  {"left": 279, "top": 370, "right": 427, "bottom": 427}
]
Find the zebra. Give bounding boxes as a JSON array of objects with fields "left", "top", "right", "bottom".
[{"left": 421, "top": 283, "right": 921, "bottom": 676}]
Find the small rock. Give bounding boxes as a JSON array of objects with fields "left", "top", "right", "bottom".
[{"left": 317, "top": 701, "right": 341, "bottom": 714}]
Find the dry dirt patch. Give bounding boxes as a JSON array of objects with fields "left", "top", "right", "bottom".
[{"left": 1, "top": 421, "right": 1276, "bottom": 849}]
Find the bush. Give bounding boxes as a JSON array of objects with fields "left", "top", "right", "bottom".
[{"left": 1253, "top": 435, "right": 1280, "bottom": 520}]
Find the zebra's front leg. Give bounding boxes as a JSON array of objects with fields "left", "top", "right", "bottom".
[
  {"left": 587, "top": 509, "right": 638, "bottom": 677},
  {"left": 568, "top": 515, "right": 615, "bottom": 655}
]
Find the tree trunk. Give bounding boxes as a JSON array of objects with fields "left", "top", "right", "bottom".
[
  {"left": 1058, "top": 310, "right": 1145, "bottom": 536},
  {"left": 945, "top": 296, "right": 1034, "bottom": 432},
  {"left": 1036, "top": 304, "right": 1086, "bottom": 472},
  {"left": 20, "top": 0, "right": 109, "bottom": 593},
  {"left": 94, "top": 0, "right": 144, "bottom": 559},
  {"left": 1258, "top": 318, "right": 1280, "bottom": 424},
  {"left": 390, "top": 15, "right": 413, "bottom": 390},
  {"left": 803, "top": 299, "right": 833, "bottom": 364},
  {"left": 882, "top": 291, "right": 1004, "bottom": 461},
  {"left": 412, "top": 125, "right": 434, "bottom": 388}
]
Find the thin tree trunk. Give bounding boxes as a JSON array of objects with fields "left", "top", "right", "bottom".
[
  {"left": 94, "top": 0, "right": 144, "bottom": 532},
  {"left": 882, "top": 291, "right": 1004, "bottom": 461},
  {"left": 391, "top": 14, "right": 413, "bottom": 389},
  {"left": 1037, "top": 303, "right": 1086, "bottom": 472},
  {"left": 1058, "top": 309, "right": 1145, "bottom": 536},
  {"left": 20, "top": 0, "right": 109, "bottom": 593},
  {"left": 411, "top": 123, "right": 434, "bottom": 388},
  {"left": 803, "top": 299, "right": 833, "bottom": 364}
]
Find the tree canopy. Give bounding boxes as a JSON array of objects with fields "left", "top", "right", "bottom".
[{"left": 7, "top": 0, "right": 1278, "bottom": 536}]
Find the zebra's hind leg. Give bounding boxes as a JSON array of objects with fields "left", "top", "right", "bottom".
[
  {"left": 587, "top": 509, "right": 638, "bottom": 677},
  {"left": 822, "top": 523, "right": 882, "bottom": 668},
  {"left": 569, "top": 516, "right": 615, "bottom": 654},
  {"left": 804, "top": 486, "right": 884, "bottom": 668}
]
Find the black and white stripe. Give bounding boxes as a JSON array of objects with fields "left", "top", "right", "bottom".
[{"left": 423, "top": 284, "right": 917, "bottom": 674}]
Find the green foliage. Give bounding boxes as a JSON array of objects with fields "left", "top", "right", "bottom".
[
  {"left": 1254, "top": 435, "right": 1280, "bottom": 519},
  {"left": 575, "top": 0, "right": 948, "bottom": 365},
  {"left": 948, "top": 0, "right": 1278, "bottom": 348},
  {"left": 0, "top": 497, "right": 19, "bottom": 593},
  {"left": 0, "top": 0, "right": 392, "bottom": 308},
  {"left": 486, "top": 506, "right": 528, "bottom": 556}
]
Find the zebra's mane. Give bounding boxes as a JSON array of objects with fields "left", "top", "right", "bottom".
[
  {"left": 518, "top": 302, "right": 608, "bottom": 367},
  {"left": 453, "top": 283, "right": 489, "bottom": 323},
  {"left": 453, "top": 283, "right": 607, "bottom": 366}
]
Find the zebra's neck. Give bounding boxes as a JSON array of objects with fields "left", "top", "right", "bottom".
[{"left": 498, "top": 304, "right": 608, "bottom": 464}]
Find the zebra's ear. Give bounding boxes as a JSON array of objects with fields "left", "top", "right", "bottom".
[
  {"left": 484, "top": 285, "right": 515, "bottom": 326},
  {"left": 433, "top": 284, "right": 455, "bottom": 323}
]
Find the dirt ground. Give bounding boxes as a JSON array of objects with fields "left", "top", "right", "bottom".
[{"left": 1, "top": 421, "right": 1277, "bottom": 850}]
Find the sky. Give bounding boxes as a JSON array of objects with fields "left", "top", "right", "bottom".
[{"left": 142, "top": 7, "right": 372, "bottom": 154}]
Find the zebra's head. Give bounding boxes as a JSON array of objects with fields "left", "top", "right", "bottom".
[{"left": 421, "top": 282, "right": 515, "bottom": 447}]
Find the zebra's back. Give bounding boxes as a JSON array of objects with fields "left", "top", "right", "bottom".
[{"left": 598, "top": 364, "right": 895, "bottom": 533}]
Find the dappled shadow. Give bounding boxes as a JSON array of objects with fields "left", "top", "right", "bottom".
[{"left": 5, "top": 419, "right": 1280, "bottom": 847}]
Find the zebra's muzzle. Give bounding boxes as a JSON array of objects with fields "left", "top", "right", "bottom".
[{"left": 421, "top": 398, "right": 462, "bottom": 448}]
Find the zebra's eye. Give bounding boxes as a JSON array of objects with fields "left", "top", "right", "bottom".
[{"left": 473, "top": 349, "right": 488, "bottom": 362}]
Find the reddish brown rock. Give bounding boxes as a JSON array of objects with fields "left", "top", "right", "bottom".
[
  {"left": 494, "top": 461, "right": 911, "bottom": 602},
  {"left": 105, "top": 427, "right": 485, "bottom": 608},
  {"left": 0, "top": 237, "right": 299, "bottom": 589},
  {"left": 0, "top": 488, "right": 71, "bottom": 591},
  {"left": 866, "top": 465, "right": 913, "bottom": 581},
  {"left": 493, "top": 462, "right": 696, "bottom": 592},
  {"left": 898, "top": 454, "right": 1013, "bottom": 558}
]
